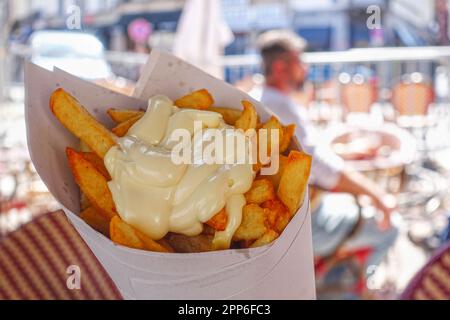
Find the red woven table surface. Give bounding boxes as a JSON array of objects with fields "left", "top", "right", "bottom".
[
  {"left": 401, "top": 241, "right": 450, "bottom": 300},
  {"left": 0, "top": 211, "right": 122, "bottom": 300}
]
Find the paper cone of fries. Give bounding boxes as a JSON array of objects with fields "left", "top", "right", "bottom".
[{"left": 24, "top": 50, "right": 316, "bottom": 299}]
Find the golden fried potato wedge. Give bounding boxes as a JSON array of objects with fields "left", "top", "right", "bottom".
[
  {"left": 50, "top": 89, "right": 116, "bottom": 159},
  {"left": 110, "top": 215, "right": 173, "bottom": 253},
  {"left": 209, "top": 107, "right": 242, "bottom": 125},
  {"left": 280, "top": 124, "right": 296, "bottom": 153},
  {"left": 261, "top": 198, "right": 291, "bottom": 234},
  {"left": 253, "top": 163, "right": 262, "bottom": 174},
  {"left": 107, "top": 108, "right": 144, "bottom": 124},
  {"left": 81, "top": 152, "right": 111, "bottom": 180},
  {"left": 235, "top": 100, "right": 258, "bottom": 131},
  {"left": 164, "top": 233, "right": 213, "bottom": 253},
  {"left": 263, "top": 207, "right": 277, "bottom": 230},
  {"left": 80, "top": 192, "right": 90, "bottom": 211},
  {"left": 252, "top": 115, "right": 283, "bottom": 171},
  {"left": 233, "top": 204, "right": 267, "bottom": 241},
  {"left": 260, "top": 116, "right": 284, "bottom": 156},
  {"left": 250, "top": 230, "right": 279, "bottom": 248},
  {"left": 111, "top": 113, "right": 143, "bottom": 137},
  {"left": 264, "top": 154, "right": 288, "bottom": 190},
  {"left": 79, "top": 140, "right": 91, "bottom": 152},
  {"left": 80, "top": 206, "right": 110, "bottom": 237},
  {"left": 244, "top": 178, "right": 275, "bottom": 205},
  {"left": 138, "top": 233, "right": 174, "bottom": 253},
  {"left": 110, "top": 216, "right": 142, "bottom": 249},
  {"left": 174, "top": 89, "right": 214, "bottom": 110},
  {"left": 66, "top": 148, "right": 116, "bottom": 219},
  {"left": 206, "top": 208, "right": 228, "bottom": 231},
  {"left": 277, "top": 151, "right": 312, "bottom": 215}
]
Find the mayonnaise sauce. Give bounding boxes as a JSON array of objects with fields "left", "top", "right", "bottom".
[{"left": 104, "top": 95, "right": 254, "bottom": 250}]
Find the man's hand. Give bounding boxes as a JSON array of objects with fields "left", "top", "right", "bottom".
[{"left": 369, "top": 193, "right": 397, "bottom": 231}]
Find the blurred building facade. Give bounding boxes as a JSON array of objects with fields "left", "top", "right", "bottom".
[
  {"left": 4, "top": 0, "right": 449, "bottom": 53},
  {"left": 2, "top": 0, "right": 450, "bottom": 87}
]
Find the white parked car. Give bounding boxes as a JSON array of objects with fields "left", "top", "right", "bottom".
[{"left": 29, "top": 30, "right": 113, "bottom": 80}]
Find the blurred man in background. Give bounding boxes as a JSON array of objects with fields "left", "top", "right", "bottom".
[{"left": 250, "top": 30, "right": 398, "bottom": 269}]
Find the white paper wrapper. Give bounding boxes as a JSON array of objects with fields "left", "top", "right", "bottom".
[{"left": 24, "top": 50, "right": 316, "bottom": 299}]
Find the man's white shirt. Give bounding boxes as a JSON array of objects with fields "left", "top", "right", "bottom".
[{"left": 249, "top": 86, "right": 344, "bottom": 190}]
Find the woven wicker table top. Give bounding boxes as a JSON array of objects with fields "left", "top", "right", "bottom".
[{"left": 0, "top": 211, "right": 122, "bottom": 300}]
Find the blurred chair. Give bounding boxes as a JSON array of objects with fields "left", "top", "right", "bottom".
[
  {"left": 314, "top": 205, "right": 370, "bottom": 298},
  {"left": 313, "top": 188, "right": 399, "bottom": 298},
  {"left": 391, "top": 74, "right": 434, "bottom": 117},
  {"left": 401, "top": 241, "right": 450, "bottom": 300},
  {"left": 315, "top": 246, "right": 373, "bottom": 298},
  {"left": 313, "top": 192, "right": 379, "bottom": 298},
  {"left": 341, "top": 75, "right": 377, "bottom": 115},
  {"left": 391, "top": 73, "right": 437, "bottom": 155}
]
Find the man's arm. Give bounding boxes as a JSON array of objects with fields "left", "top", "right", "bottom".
[{"left": 331, "top": 170, "right": 397, "bottom": 230}]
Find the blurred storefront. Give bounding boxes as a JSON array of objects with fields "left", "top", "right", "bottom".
[{"left": 4, "top": 0, "right": 450, "bottom": 58}]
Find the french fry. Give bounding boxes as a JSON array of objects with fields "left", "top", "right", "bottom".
[
  {"left": 264, "top": 154, "right": 288, "bottom": 190},
  {"left": 235, "top": 100, "right": 258, "bottom": 131},
  {"left": 80, "top": 192, "right": 90, "bottom": 211},
  {"left": 277, "top": 151, "right": 312, "bottom": 215},
  {"left": 253, "top": 163, "right": 263, "bottom": 174},
  {"left": 233, "top": 204, "right": 267, "bottom": 241},
  {"left": 209, "top": 107, "right": 242, "bottom": 125},
  {"left": 81, "top": 152, "right": 111, "bottom": 180},
  {"left": 244, "top": 178, "right": 275, "bottom": 205},
  {"left": 206, "top": 208, "right": 228, "bottom": 231},
  {"left": 50, "top": 89, "right": 116, "bottom": 159},
  {"left": 280, "top": 124, "right": 296, "bottom": 153},
  {"left": 80, "top": 206, "right": 110, "bottom": 237},
  {"left": 111, "top": 113, "right": 143, "bottom": 137},
  {"left": 110, "top": 215, "right": 173, "bottom": 253},
  {"left": 164, "top": 233, "right": 213, "bottom": 253},
  {"left": 110, "top": 216, "right": 142, "bottom": 249},
  {"left": 260, "top": 116, "right": 284, "bottom": 156},
  {"left": 79, "top": 140, "right": 91, "bottom": 152},
  {"left": 174, "top": 89, "right": 214, "bottom": 110},
  {"left": 66, "top": 148, "right": 116, "bottom": 219},
  {"left": 261, "top": 198, "right": 291, "bottom": 234},
  {"left": 250, "top": 230, "right": 279, "bottom": 248},
  {"left": 138, "top": 233, "right": 174, "bottom": 253},
  {"left": 107, "top": 108, "right": 144, "bottom": 124}
]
